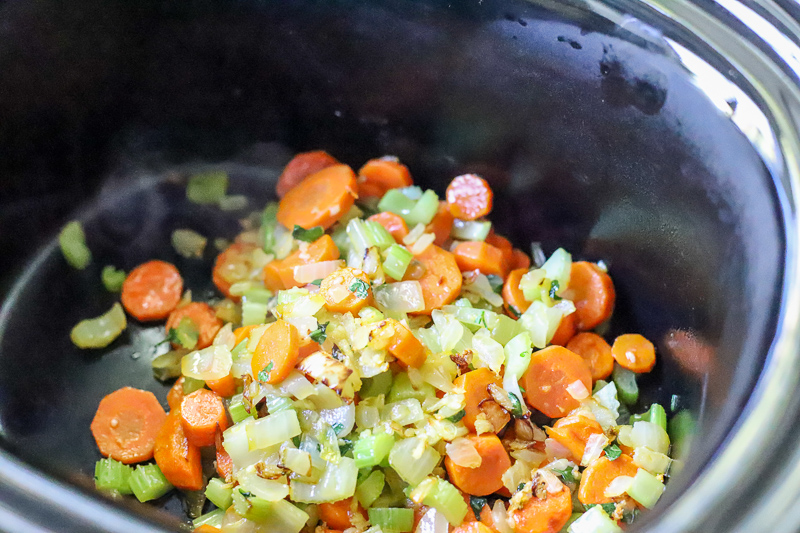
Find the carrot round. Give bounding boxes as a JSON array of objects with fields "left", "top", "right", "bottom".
[
  {"left": 121, "top": 260, "right": 183, "bottom": 321},
  {"left": 167, "top": 377, "right": 185, "bottom": 410},
  {"left": 502, "top": 268, "right": 530, "bottom": 318},
  {"left": 578, "top": 454, "right": 639, "bottom": 505},
  {"left": 165, "top": 302, "right": 223, "bottom": 350},
  {"left": 318, "top": 497, "right": 366, "bottom": 530},
  {"left": 206, "top": 373, "right": 237, "bottom": 398},
  {"left": 251, "top": 320, "right": 300, "bottom": 384},
  {"left": 194, "top": 526, "right": 222, "bottom": 533},
  {"left": 452, "top": 522, "right": 496, "bottom": 533},
  {"left": 510, "top": 248, "right": 531, "bottom": 271},
  {"left": 277, "top": 164, "right": 358, "bottom": 230},
  {"left": 233, "top": 324, "right": 259, "bottom": 346},
  {"left": 545, "top": 414, "right": 604, "bottom": 462},
  {"left": 509, "top": 483, "right": 572, "bottom": 533},
  {"left": 263, "top": 234, "right": 340, "bottom": 291},
  {"left": 454, "top": 368, "right": 503, "bottom": 433},
  {"left": 566, "top": 332, "right": 614, "bottom": 381},
  {"left": 485, "top": 232, "right": 513, "bottom": 268},
  {"left": 566, "top": 262, "right": 615, "bottom": 331},
  {"left": 357, "top": 157, "right": 413, "bottom": 198},
  {"left": 426, "top": 201, "right": 454, "bottom": 246},
  {"left": 446, "top": 174, "right": 493, "bottom": 221},
  {"left": 276, "top": 150, "right": 339, "bottom": 198},
  {"left": 90, "top": 387, "right": 167, "bottom": 464},
  {"left": 154, "top": 409, "right": 203, "bottom": 491},
  {"left": 320, "top": 267, "right": 373, "bottom": 314},
  {"left": 298, "top": 338, "right": 322, "bottom": 360},
  {"left": 180, "top": 389, "right": 229, "bottom": 447},
  {"left": 212, "top": 242, "right": 258, "bottom": 300},
  {"left": 367, "top": 211, "right": 409, "bottom": 242},
  {"left": 445, "top": 434, "right": 511, "bottom": 496},
  {"left": 612, "top": 333, "right": 656, "bottom": 373},
  {"left": 453, "top": 241, "right": 509, "bottom": 279},
  {"left": 520, "top": 346, "right": 592, "bottom": 418},
  {"left": 549, "top": 313, "right": 577, "bottom": 347},
  {"left": 385, "top": 319, "right": 426, "bottom": 368},
  {"left": 404, "top": 244, "right": 462, "bottom": 314}
]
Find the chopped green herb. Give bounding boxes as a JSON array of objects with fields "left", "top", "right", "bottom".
[
  {"left": 339, "top": 438, "right": 354, "bottom": 456},
  {"left": 310, "top": 322, "right": 328, "bottom": 344},
  {"left": 508, "top": 392, "right": 524, "bottom": 417},
  {"left": 292, "top": 225, "right": 324, "bottom": 243},
  {"left": 238, "top": 489, "right": 252, "bottom": 498},
  {"left": 447, "top": 410, "right": 466, "bottom": 423},
  {"left": 257, "top": 361, "right": 274, "bottom": 382},
  {"left": 165, "top": 317, "right": 200, "bottom": 350},
  {"left": 292, "top": 436, "right": 301, "bottom": 447},
  {"left": 586, "top": 503, "right": 617, "bottom": 515},
  {"left": 508, "top": 305, "right": 522, "bottom": 319},
  {"left": 349, "top": 279, "right": 370, "bottom": 299},
  {"left": 486, "top": 274, "right": 504, "bottom": 294},
  {"left": 520, "top": 387, "right": 526, "bottom": 394},
  {"left": 332, "top": 422, "right": 345, "bottom": 434},
  {"left": 479, "top": 311, "right": 488, "bottom": 327},
  {"left": 553, "top": 467, "right": 577, "bottom": 484},
  {"left": 470, "top": 496, "right": 488, "bottom": 521},
  {"left": 517, "top": 482, "right": 526, "bottom": 492},
  {"left": 549, "top": 280, "right": 562, "bottom": 301},
  {"left": 604, "top": 443, "right": 622, "bottom": 461},
  {"left": 310, "top": 279, "right": 323, "bottom": 286}
]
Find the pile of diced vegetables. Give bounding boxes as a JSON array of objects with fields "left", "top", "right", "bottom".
[{"left": 63, "top": 152, "right": 682, "bottom": 533}]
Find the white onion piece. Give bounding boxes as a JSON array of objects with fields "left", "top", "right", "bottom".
[
  {"left": 181, "top": 345, "right": 232, "bottom": 381},
  {"left": 285, "top": 316, "right": 318, "bottom": 338},
  {"left": 212, "top": 322, "right": 236, "bottom": 349},
  {"left": 279, "top": 371, "right": 316, "bottom": 400},
  {"left": 537, "top": 468, "right": 565, "bottom": 493},
  {"left": 293, "top": 260, "right": 344, "bottom": 284},
  {"left": 491, "top": 501, "right": 514, "bottom": 533},
  {"left": 604, "top": 475, "right": 634, "bottom": 498},
  {"left": 320, "top": 404, "right": 356, "bottom": 437},
  {"left": 445, "top": 437, "right": 482, "bottom": 468},
  {"left": 631, "top": 421, "right": 671, "bottom": 455},
  {"left": 566, "top": 379, "right": 590, "bottom": 400},
  {"left": 410, "top": 233, "right": 435, "bottom": 255},
  {"left": 415, "top": 507, "right": 449, "bottom": 533},
  {"left": 545, "top": 438, "right": 572, "bottom": 461},
  {"left": 374, "top": 281, "right": 425, "bottom": 313},
  {"left": 581, "top": 433, "right": 610, "bottom": 466},
  {"left": 403, "top": 223, "right": 426, "bottom": 245}
]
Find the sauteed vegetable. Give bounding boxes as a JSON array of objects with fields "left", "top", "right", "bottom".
[{"left": 72, "top": 152, "right": 675, "bottom": 533}]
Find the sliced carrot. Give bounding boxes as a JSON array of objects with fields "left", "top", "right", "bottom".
[
  {"left": 565, "top": 262, "right": 615, "bottom": 331},
  {"left": 453, "top": 241, "right": 509, "bottom": 279},
  {"left": 193, "top": 525, "right": 222, "bottom": 533},
  {"left": 90, "top": 387, "right": 167, "bottom": 464},
  {"left": 549, "top": 313, "right": 577, "bottom": 347},
  {"left": 426, "top": 201, "right": 454, "bottom": 246},
  {"left": 510, "top": 248, "right": 531, "bottom": 271},
  {"left": 367, "top": 211, "right": 409, "bottom": 242},
  {"left": 215, "top": 433, "right": 233, "bottom": 482},
  {"left": 446, "top": 174, "right": 493, "bottom": 221},
  {"left": 165, "top": 302, "right": 223, "bottom": 350},
  {"left": 320, "top": 267, "right": 373, "bottom": 314},
  {"left": 318, "top": 497, "right": 366, "bottom": 530},
  {"left": 318, "top": 529, "right": 344, "bottom": 533},
  {"left": 167, "top": 377, "right": 185, "bottom": 410},
  {"left": 206, "top": 374, "right": 237, "bottom": 398},
  {"left": 566, "top": 332, "right": 614, "bottom": 381},
  {"left": 545, "top": 415, "right": 604, "bottom": 462},
  {"left": 612, "top": 333, "right": 656, "bottom": 373},
  {"left": 263, "top": 234, "right": 340, "bottom": 291},
  {"left": 298, "top": 338, "right": 321, "bottom": 360},
  {"left": 520, "top": 346, "right": 592, "bottom": 418},
  {"left": 212, "top": 242, "right": 258, "bottom": 300},
  {"left": 452, "top": 522, "right": 496, "bottom": 533},
  {"left": 276, "top": 150, "right": 339, "bottom": 198},
  {"left": 233, "top": 324, "right": 259, "bottom": 346},
  {"left": 508, "top": 482, "right": 572, "bottom": 533},
  {"left": 154, "top": 409, "right": 203, "bottom": 491},
  {"left": 578, "top": 454, "right": 639, "bottom": 505},
  {"left": 485, "top": 232, "right": 514, "bottom": 268},
  {"left": 386, "top": 319, "right": 426, "bottom": 368},
  {"left": 357, "top": 157, "right": 413, "bottom": 198},
  {"left": 180, "top": 389, "right": 229, "bottom": 447},
  {"left": 502, "top": 268, "right": 530, "bottom": 318},
  {"left": 121, "top": 260, "right": 183, "bottom": 321},
  {"left": 404, "top": 244, "right": 462, "bottom": 314},
  {"left": 454, "top": 368, "right": 503, "bottom": 433},
  {"left": 251, "top": 320, "right": 300, "bottom": 384},
  {"left": 277, "top": 164, "right": 358, "bottom": 230},
  {"left": 445, "top": 434, "right": 511, "bottom": 496}
]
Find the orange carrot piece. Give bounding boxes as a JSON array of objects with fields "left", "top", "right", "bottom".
[
  {"left": 233, "top": 324, "right": 259, "bottom": 346},
  {"left": 510, "top": 248, "right": 531, "bottom": 270},
  {"left": 445, "top": 434, "right": 511, "bottom": 496},
  {"left": 426, "top": 201, "right": 454, "bottom": 246},
  {"left": 180, "top": 389, "right": 229, "bottom": 447},
  {"left": 212, "top": 242, "right": 258, "bottom": 300},
  {"left": 167, "top": 377, "right": 185, "bottom": 410},
  {"left": 368, "top": 211, "right": 409, "bottom": 242},
  {"left": 566, "top": 332, "right": 614, "bottom": 381},
  {"left": 298, "top": 338, "right": 321, "bottom": 360},
  {"left": 404, "top": 244, "right": 462, "bottom": 314},
  {"left": 121, "top": 260, "right": 183, "bottom": 321},
  {"left": 385, "top": 319, "right": 426, "bottom": 368},
  {"left": 215, "top": 433, "right": 233, "bottom": 482},
  {"left": 520, "top": 346, "right": 592, "bottom": 418},
  {"left": 452, "top": 522, "right": 496, "bottom": 533},
  {"left": 318, "top": 497, "right": 366, "bottom": 530},
  {"left": 509, "top": 482, "right": 572, "bottom": 533},
  {"left": 549, "top": 313, "right": 577, "bottom": 347},
  {"left": 502, "top": 268, "right": 530, "bottom": 318},
  {"left": 578, "top": 454, "right": 639, "bottom": 505},
  {"left": 446, "top": 174, "right": 493, "bottom": 221},
  {"left": 318, "top": 529, "right": 345, "bottom": 533},
  {"left": 454, "top": 368, "right": 503, "bottom": 433},
  {"left": 485, "top": 232, "right": 514, "bottom": 267},
  {"left": 165, "top": 302, "right": 223, "bottom": 350},
  {"left": 276, "top": 150, "right": 339, "bottom": 198},
  {"left": 566, "top": 262, "right": 615, "bottom": 331},
  {"left": 194, "top": 525, "right": 222, "bottom": 533},
  {"left": 545, "top": 414, "right": 604, "bottom": 462},
  {"left": 263, "top": 234, "right": 340, "bottom": 291},
  {"left": 453, "top": 241, "right": 509, "bottom": 279},
  {"left": 460, "top": 491, "right": 495, "bottom": 525},
  {"left": 612, "top": 333, "right": 656, "bottom": 373},
  {"left": 277, "top": 164, "right": 358, "bottom": 230},
  {"left": 251, "top": 320, "right": 300, "bottom": 384},
  {"left": 154, "top": 409, "right": 203, "bottom": 491},
  {"left": 357, "top": 157, "right": 413, "bottom": 198},
  {"left": 206, "top": 374, "right": 238, "bottom": 398},
  {"left": 90, "top": 387, "right": 167, "bottom": 464},
  {"left": 320, "top": 267, "right": 373, "bottom": 314}
]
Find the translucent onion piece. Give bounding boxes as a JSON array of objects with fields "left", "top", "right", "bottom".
[
  {"left": 604, "top": 475, "right": 634, "bottom": 498},
  {"left": 491, "top": 500, "right": 514, "bottom": 533},
  {"left": 235, "top": 466, "right": 290, "bottom": 501},
  {"left": 279, "top": 371, "right": 316, "bottom": 400},
  {"left": 415, "top": 507, "right": 449, "bottom": 533},
  {"left": 445, "top": 438, "right": 482, "bottom": 468},
  {"left": 581, "top": 433, "right": 609, "bottom": 466},
  {"left": 374, "top": 281, "right": 425, "bottom": 313},
  {"left": 567, "top": 379, "right": 590, "bottom": 401},
  {"left": 181, "top": 345, "right": 232, "bottom": 381},
  {"left": 630, "top": 421, "right": 670, "bottom": 455},
  {"left": 171, "top": 228, "right": 207, "bottom": 258},
  {"left": 293, "top": 260, "right": 344, "bottom": 284},
  {"left": 319, "top": 404, "right": 356, "bottom": 437},
  {"left": 213, "top": 322, "right": 235, "bottom": 350},
  {"left": 545, "top": 438, "right": 572, "bottom": 461},
  {"left": 70, "top": 303, "right": 127, "bottom": 349}
]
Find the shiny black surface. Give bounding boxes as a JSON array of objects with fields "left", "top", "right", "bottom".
[{"left": 0, "top": 0, "right": 785, "bottom": 531}]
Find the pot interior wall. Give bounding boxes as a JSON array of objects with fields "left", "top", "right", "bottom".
[{"left": 0, "top": 0, "right": 785, "bottom": 529}]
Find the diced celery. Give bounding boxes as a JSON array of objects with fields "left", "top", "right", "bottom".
[
  {"left": 129, "top": 464, "right": 173, "bottom": 502},
  {"left": 647, "top": 403, "right": 668, "bottom": 431},
  {"left": 491, "top": 314, "right": 521, "bottom": 346},
  {"left": 59, "top": 220, "right": 92, "bottom": 269},
  {"left": 361, "top": 371, "right": 393, "bottom": 398},
  {"left": 247, "top": 410, "right": 301, "bottom": 450},
  {"left": 389, "top": 438, "right": 439, "bottom": 486},
  {"left": 232, "top": 488, "right": 272, "bottom": 521},
  {"left": 265, "top": 395, "right": 294, "bottom": 415},
  {"left": 668, "top": 410, "right": 695, "bottom": 461},
  {"left": 193, "top": 509, "right": 225, "bottom": 529},
  {"left": 368, "top": 508, "right": 414, "bottom": 532},
  {"left": 169, "top": 316, "right": 199, "bottom": 350},
  {"left": 241, "top": 301, "right": 268, "bottom": 326},
  {"left": 568, "top": 505, "right": 621, "bottom": 533},
  {"left": 421, "top": 478, "right": 468, "bottom": 526},
  {"left": 354, "top": 432, "right": 395, "bottom": 469},
  {"left": 629, "top": 421, "right": 670, "bottom": 455},
  {"left": 205, "top": 477, "right": 233, "bottom": 510},
  {"left": 151, "top": 349, "right": 187, "bottom": 382},
  {"left": 626, "top": 469, "right": 665, "bottom": 509},
  {"left": 70, "top": 303, "right": 127, "bottom": 349},
  {"left": 388, "top": 372, "right": 436, "bottom": 403},
  {"left": 101, "top": 265, "right": 126, "bottom": 292},
  {"left": 237, "top": 466, "right": 290, "bottom": 501},
  {"left": 451, "top": 219, "right": 491, "bottom": 241},
  {"left": 633, "top": 447, "right": 672, "bottom": 475},
  {"left": 383, "top": 244, "right": 413, "bottom": 280},
  {"left": 347, "top": 218, "right": 374, "bottom": 253},
  {"left": 265, "top": 499, "right": 310, "bottom": 533},
  {"left": 405, "top": 189, "right": 439, "bottom": 226},
  {"left": 290, "top": 457, "right": 358, "bottom": 503},
  {"left": 378, "top": 189, "right": 417, "bottom": 217},
  {"left": 365, "top": 220, "right": 396, "bottom": 251},
  {"left": 94, "top": 458, "right": 133, "bottom": 495},
  {"left": 541, "top": 248, "right": 572, "bottom": 292},
  {"left": 187, "top": 171, "right": 229, "bottom": 204},
  {"left": 183, "top": 376, "right": 206, "bottom": 395},
  {"left": 357, "top": 469, "right": 386, "bottom": 508},
  {"left": 612, "top": 364, "right": 639, "bottom": 405},
  {"left": 228, "top": 395, "right": 253, "bottom": 424}
]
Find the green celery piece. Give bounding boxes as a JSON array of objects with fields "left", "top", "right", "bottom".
[
  {"left": 187, "top": 171, "right": 229, "bottom": 204},
  {"left": 59, "top": 220, "right": 92, "bottom": 269},
  {"left": 353, "top": 432, "right": 395, "bottom": 469},
  {"left": 356, "top": 470, "right": 386, "bottom": 509},
  {"left": 129, "top": 464, "right": 173, "bottom": 502},
  {"left": 101, "top": 265, "right": 126, "bottom": 292},
  {"left": 612, "top": 364, "right": 639, "bottom": 405},
  {"left": 360, "top": 371, "right": 393, "bottom": 398},
  {"left": 368, "top": 508, "right": 414, "bottom": 533},
  {"left": 94, "top": 458, "right": 133, "bottom": 495},
  {"left": 205, "top": 477, "right": 233, "bottom": 510}
]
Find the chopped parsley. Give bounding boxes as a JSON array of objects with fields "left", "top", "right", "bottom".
[
  {"left": 292, "top": 225, "right": 324, "bottom": 243},
  {"left": 478, "top": 311, "right": 488, "bottom": 327},
  {"left": 486, "top": 274, "right": 504, "bottom": 294},
  {"left": 586, "top": 503, "right": 617, "bottom": 515},
  {"left": 164, "top": 317, "right": 200, "bottom": 350},
  {"left": 470, "top": 496, "right": 488, "bottom": 521},
  {"left": 309, "top": 279, "right": 323, "bottom": 286},
  {"left": 338, "top": 438, "right": 354, "bottom": 456},
  {"left": 604, "top": 443, "right": 622, "bottom": 461},
  {"left": 257, "top": 361, "right": 274, "bottom": 382},
  {"left": 447, "top": 409, "right": 466, "bottom": 423},
  {"left": 349, "top": 279, "right": 370, "bottom": 299},
  {"left": 508, "top": 392, "right": 525, "bottom": 417},
  {"left": 238, "top": 489, "right": 252, "bottom": 498},
  {"left": 517, "top": 482, "right": 526, "bottom": 492},
  {"left": 332, "top": 422, "right": 345, "bottom": 434},
  {"left": 553, "top": 466, "right": 577, "bottom": 484},
  {"left": 548, "top": 279, "right": 562, "bottom": 301},
  {"left": 310, "top": 322, "right": 328, "bottom": 343}
]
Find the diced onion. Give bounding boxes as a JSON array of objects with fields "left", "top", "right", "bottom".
[
  {"left": 630, "top": 421, "right": 670, "bottom": 455},
  {"left": 279, "top": 371, "right": 316, "bottom": 400},
  {"left": 604, "top": 475, "right": 634, "bottom": 498},
  {"left": 374, "top": 281, "right": 425, "bottom": 313},
  {"left": 567, "top": 379, "right": 590, "bottom": 400},
  {"left": 445, "top": 438, "right": 482, "bottom": 468},
  {"left": 236, "top": 466, "right": 290, "bottom": 501},
  {"left": 181, "top": 345, "right": 232, "bottom": 381},
  {"left": 581, "top": 433, "right": 609, "bottom": 466},
  {"left": 471, "top": 328, "right": 505, "bottom": 375},
  {"left": 319, "top": 404, "right": 356, "bottom": 437},
  {"left": 212, "top": 322, "right": 235, "bottom": 349},
  {"left": 545, "top": 438, "right": 572, "bottom": 461},
  {"left": 501, "top": 460, "right": 531, "bottom": 492},
  {"left": 537, "top": 468, "right": 565, "bottom": 494},
  {"left": 415, "top": 507, "right": 449, "bottom": 533},
  {"left": 293, "top": 260, "right": 344, "bottom": 284},
  {"left": 410, "top": 233, "right": 435, "bottom": 255},
  {"left": 593, "top": 382, "right": 620, "bottom": 419},
  {"left": 403, "top": 223, "right": 426, "bottom": 246},
  {"left": 633, "top": 446, "right": 672, "bottom": 475},
  {"left": 461, "top": 272, "right": 504, "bottom": 308},
  {"left": 491, "top": 501, "right": 514, "bottom": 533}
]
